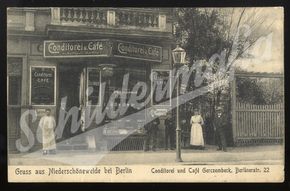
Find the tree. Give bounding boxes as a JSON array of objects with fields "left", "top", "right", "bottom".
[
  {"left": 175, "top": 8, "right": 230, "bottom": 60},
  {"left": 174, "top": 8, "right": 277, "bottom": 114}
]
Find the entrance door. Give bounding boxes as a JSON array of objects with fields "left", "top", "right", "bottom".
[{"left": 58, "top": 64, "right": 82, "bottom": 139}]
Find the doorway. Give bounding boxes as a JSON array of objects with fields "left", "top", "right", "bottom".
[{"left": 58, "top": 64, "right": 83, "bottom": 140}]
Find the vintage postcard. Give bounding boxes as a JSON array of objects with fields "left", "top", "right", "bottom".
[{"left": 7, "top": 7, "right": 284, "bottom": 182}]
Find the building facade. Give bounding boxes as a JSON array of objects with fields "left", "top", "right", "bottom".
[
  {"left": 7, "top": 7, "right": 175, "bottom": 152},
  {"left": 8, "top": 8, "right": 284, "bottom": 153}
]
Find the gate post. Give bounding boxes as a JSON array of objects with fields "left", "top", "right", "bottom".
[{"left": 231, "top": 75, "right": 237, "bottom": 146}]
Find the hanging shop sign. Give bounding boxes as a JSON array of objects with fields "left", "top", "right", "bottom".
[
  {"left": 153, "top": 108, "right": 168, "bottom": 116},
  {"left": 43, "top": 39, "right": 162, "bottom": 62}
]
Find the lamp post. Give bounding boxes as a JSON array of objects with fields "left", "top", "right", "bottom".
[{"left": 172, "top": 44, "right": 186, "bottom": 162}]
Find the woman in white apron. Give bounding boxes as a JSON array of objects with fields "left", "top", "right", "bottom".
[{"left": 190, "top": 109, "right": 205, "bottom": 149}]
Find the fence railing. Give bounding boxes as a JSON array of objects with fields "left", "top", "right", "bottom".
[{"left": 234, "top": 102, "right": 284, "bottom": 145}]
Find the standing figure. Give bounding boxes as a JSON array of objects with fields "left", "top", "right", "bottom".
[
  {"left": 39, "top": 109, "right": 56, "bottom": 155},
  {"left": 144, "top": 113, "right": 160, "bottom": 152},
  {"left": 164, "top": 114, "right": 175, "bottom": 150},
  {"left": 213, "top": 107, "right": 227, "bottom": 152},
  {"left": 190, "top": 108, "right": 205, "bottom": 149}
]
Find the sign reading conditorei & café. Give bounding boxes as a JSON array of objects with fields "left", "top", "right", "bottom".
[
  {"left": 44, "top": 39, "right": 112, "bottom": 58},
  {"left": 43, "top": 39, "right": 162, "bottom": 62}
]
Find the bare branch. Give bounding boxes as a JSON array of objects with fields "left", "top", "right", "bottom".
[
  {"left": 236, "top": 8, "right": 246, "bottom": 30},
  {"left": 226, "top": 8, "right": 235, "bottom": 42},
  {"left": 226, "top": 8, "right": 246, "bottom": 63},
  {"left": 226, "top": 33, "right": 269, "bottom": 71}
]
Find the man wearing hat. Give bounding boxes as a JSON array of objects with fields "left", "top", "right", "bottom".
[{"left": 213, "top": 106, "right": 227, "bottom": 152}]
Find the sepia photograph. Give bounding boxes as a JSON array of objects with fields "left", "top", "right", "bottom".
[{"left": 6, "top": 6, "right": 284, "bottom": 182}]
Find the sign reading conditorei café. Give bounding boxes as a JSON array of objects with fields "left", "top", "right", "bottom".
[
  {"left": 113, "top": 40, "right": 162, "bottom": 62},
  {"left": 44, "top": 39, "right": 162, "bottom": 62},
  {"left": 31, "top": 67, "right": 55, "bottom": 105}
]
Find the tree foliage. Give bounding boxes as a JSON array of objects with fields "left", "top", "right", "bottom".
[
  {"left": 236, "top": 77, "right": 284, "bottom": 105},
  {"left": 175, "top": 8, "right": 230, "bottom": 61}
]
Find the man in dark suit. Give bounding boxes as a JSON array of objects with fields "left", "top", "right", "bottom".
[
  {"left": 164, "top": 114, "right": 175, "bottom": 150},
  {"left": 213, "top": 107, "right": 228, "bottom": 152},
  {"left": 144, "top": 115, "right": 160, "bottom": 152}
]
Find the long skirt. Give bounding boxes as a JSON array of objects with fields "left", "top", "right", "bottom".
[{"left": 190, "top": 123, "right": 204, "bottom": 146}]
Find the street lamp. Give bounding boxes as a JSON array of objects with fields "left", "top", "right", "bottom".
[{"left": 172, "top": 44, "right": 186, "bottom": 162}]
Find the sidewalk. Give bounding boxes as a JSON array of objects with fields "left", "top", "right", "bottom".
[{"left": 8, "top": 145, "right": 284, "bottom": 166}]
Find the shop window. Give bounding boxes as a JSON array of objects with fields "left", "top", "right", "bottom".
[
  {"left": 101, "top": 66, "right": 148, "bottom": 118},
  {"left": 7, "top": 58, "right": 22, "bottom": 106},
  {"left": 105, "top": 67, "right": 147, "bottom": 111},
  {"left": 151, "top": 69, "right": 171, "bottom": 106},
  {"left": 30, "top": 66, "right": 56, "bottom": 105}
]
